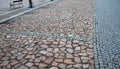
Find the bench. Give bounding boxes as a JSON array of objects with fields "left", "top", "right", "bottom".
[{"left": 10, "top": 0, "right": 23, "bottom": 9}]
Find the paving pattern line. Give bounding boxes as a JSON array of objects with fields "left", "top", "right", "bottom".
[
  {"left": 94, "top": 17, "right": 103, "bottom": 69},
  {"left": 94, "top": 0, "right": 106, "bottom": 68},
  {"left": 0, "top": 29, "right": 92, "bottom": 42}
]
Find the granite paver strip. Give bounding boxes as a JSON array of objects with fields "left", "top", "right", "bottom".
[
  {"left": 0, "top": 0, "right": 94, "bottom": 69},
  {"left": 94, "top": 0, "right": 120, "bottom": 69}
]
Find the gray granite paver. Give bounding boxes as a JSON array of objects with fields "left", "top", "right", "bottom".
[{"left": 95, "top": 0, "right": 120, "bottom": 69}]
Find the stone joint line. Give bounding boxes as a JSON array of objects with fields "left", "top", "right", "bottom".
[{"left": 0, "top": 29, "right": 91, "bottom": 42}]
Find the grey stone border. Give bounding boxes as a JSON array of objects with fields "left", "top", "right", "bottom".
[
  {"left": 94, "top": 10, "right": 105, "bottom": 69},
  {"left": 0, "top": 29, "right": 92, "bottom": 42},
  {"left": 94, "top": 1, "right": 99, "bottom": 68},
  {"left": 0, "top": 0, "right": 58, "bottom": 23},
  {"left": 94, "top": 16, "right": 99, "bottom": 69}
]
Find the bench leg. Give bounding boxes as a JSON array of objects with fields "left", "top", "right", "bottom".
[{"left": 10, "top": 3, "right": 13, "bottom": 10}]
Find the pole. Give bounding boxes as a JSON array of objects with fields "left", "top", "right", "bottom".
[{"left": 28, "top": 0, "right": 33, "bottom": 8}]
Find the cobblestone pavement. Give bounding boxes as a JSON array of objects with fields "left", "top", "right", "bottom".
[
  {"left": 0, "top": 0, "right": 94, "bottom": 69},
  {"left": 94, "top": 0, "right": 120, "bottom": 69},
  {"left": 0, "top": 0, "right": 94, "bottom": 39},
  {"left": 0, "top": 33, "right": 94, "bottom": 69}
]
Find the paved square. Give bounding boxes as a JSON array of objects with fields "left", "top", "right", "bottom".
[{"left": 0, "top": 0, "right": 94, "bottom": 69}]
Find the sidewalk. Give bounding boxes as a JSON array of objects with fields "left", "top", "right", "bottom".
[
  {"left": 0, "top": 0, "right": 53, "bottom": 23},
  {"left": 0, "top": 0, "right": 43, "bottom": 15},
  {"left": 0, "top": 0, "right": 94, "bottom": 69},
  {"left": 0, "top": 0, "right": 49, "bottom": 15}
]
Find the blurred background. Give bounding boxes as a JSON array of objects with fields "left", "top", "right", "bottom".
[{"left": 0, "top": 0, "right": 49, "bottom": 16}]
